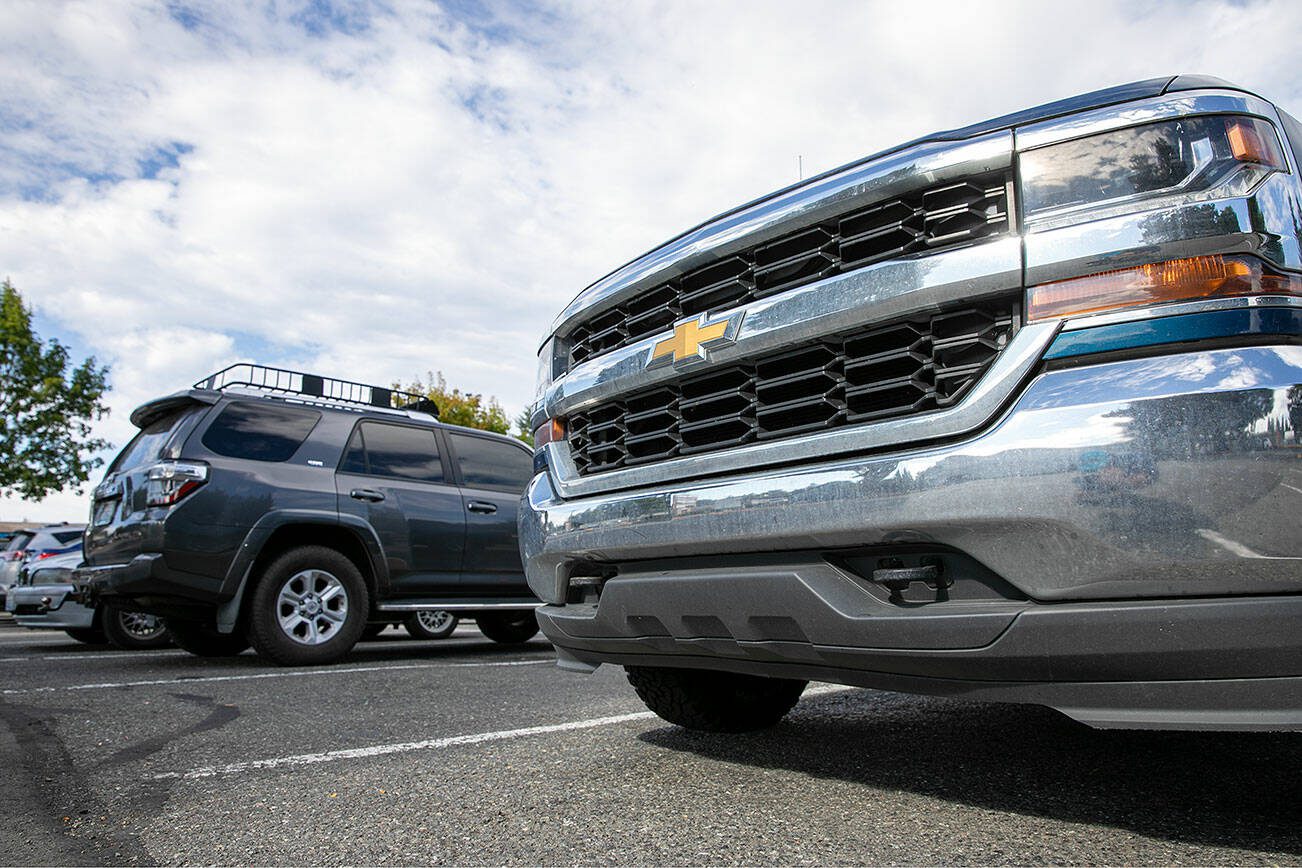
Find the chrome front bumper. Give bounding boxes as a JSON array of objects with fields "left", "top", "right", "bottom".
[
  {"left": 5, "top": 584, "right": 96, "bottom": 629},
  {"left": 522, "top": 344, "right": 1302, "bottom": 605}
]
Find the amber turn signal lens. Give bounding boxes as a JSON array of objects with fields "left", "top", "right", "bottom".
[
  {"left": 1225, "top": 117, "right": 1286, "bottom": 167},
  {"left": 1027, "top": 255, "right": 1302, "bottom": 322},
  {"left": 532, "top": 418, "right": 565, "bottom": 449}
]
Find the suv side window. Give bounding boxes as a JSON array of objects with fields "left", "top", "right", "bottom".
[
  {"left": 202, "top": 402, "right": 321, "bottom": 462},
  {"left": 448, "top": 433, "right": 532, "bottom": 493},
  {"left": 340, "top": 422, "right": 444, "bottom": 483}
]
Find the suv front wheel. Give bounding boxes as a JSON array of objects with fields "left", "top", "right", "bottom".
[
  {"left": 247, "top": 546, "right": 369, "bottom": 666},
  {"left": 625, "top": 666, "right": 808, "bottom": 732}
]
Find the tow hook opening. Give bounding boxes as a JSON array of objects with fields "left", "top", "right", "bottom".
[
  {"left": 564, "top": 562, "right": 617, "bottom": 604},
  {"left": 870, "top": 556, "right": 950, "bottom": 604}
]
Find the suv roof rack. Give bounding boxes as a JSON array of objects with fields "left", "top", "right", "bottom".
[{"left": 196, "top": 363, "right": 440, "bottom": 417}]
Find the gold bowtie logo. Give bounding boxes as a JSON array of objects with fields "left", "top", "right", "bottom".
[{"left": 647, "top": 312, "right": 742, "bottom": 370}]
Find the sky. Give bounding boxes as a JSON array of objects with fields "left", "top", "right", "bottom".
[{"left": 2, "top": 0, "right": 1301, "bottom": 522}]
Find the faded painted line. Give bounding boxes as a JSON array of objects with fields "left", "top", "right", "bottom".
[
  {"left": 1282, "top": 483, "right": 1302, "bottom": 495},
  {"left": 0, "top": 649, "right": 188, "bottom": 663},
  {"left": 1, "top": 658, "right": 551, "bottom": 695},
  {"left": 1196, "top": 528, "right": 1267, "bottom": 558},
  {"left": 150, "top": 683, "right": 860, "bottom": 780}
]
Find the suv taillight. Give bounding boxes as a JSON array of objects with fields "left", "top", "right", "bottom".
[{"left": 145, "top": 461, "right": 209, "bottom": 507}]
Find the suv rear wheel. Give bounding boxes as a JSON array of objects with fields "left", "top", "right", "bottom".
[
  {"left": 625, "top": 666, "right": 808, "bottom": 732},
  {"left": 101, "top": 606, "right": 171, "bottom": 650},
  {"left": 247, "top": 546, "right": 369, "bottom": 666},
  {"left": 405, "top": 610, "right": 458, "bottom": 640},
  {"left": 475, "top": 610, "right": 539, "bottom": 644},
  {"left": 168, "top": 620, "right": 250, "bottom": 657}
]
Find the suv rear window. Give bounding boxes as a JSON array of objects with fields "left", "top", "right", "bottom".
[
  {"left": 340, "top": 423, "right": 444, "bottom": 482},
  {"left": 448, "top": 433, "right": 532, "bottom": 493},
  {"left": 202, "top": 402, "right": 321, "bottom": 462},
  {"left": 111, "top": 410, "right": 194, "bottom": 473},
  {"left": 4, "top": 532, "right": 33, "bottom": 553}
]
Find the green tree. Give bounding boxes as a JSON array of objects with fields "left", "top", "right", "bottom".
[
  {"left": 399, "top": 371, "right": 510, "bottom": 434},
  {"left": 0, "top": 280, "right": 110, "bottom": 499}
]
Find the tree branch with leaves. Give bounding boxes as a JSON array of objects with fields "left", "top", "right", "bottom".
[{"left": 0, "top": 280, "right": 110, "bottom": 500}]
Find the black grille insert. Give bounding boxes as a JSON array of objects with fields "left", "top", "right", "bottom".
[
  {"left": 567, "top": 298, "right": 1019, "bottom": 475},
  {"left": 566, "top": 171, "right": 1011, "bottom": 367}
]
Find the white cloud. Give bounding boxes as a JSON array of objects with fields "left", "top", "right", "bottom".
[{"left": 1, "top": 0, "right": 1300, "bottom": 519}]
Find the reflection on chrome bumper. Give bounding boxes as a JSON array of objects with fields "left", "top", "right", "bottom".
[{"left": 522, "top": 345, "right": 1302, "bottom": 604}]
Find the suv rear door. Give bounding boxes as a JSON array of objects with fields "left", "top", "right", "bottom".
[
  {"left": 335, "top": 421, "right": 465, "bottom": 596},
  {"left": 445, "top": 431, "right": 533, "bottom": 588}
]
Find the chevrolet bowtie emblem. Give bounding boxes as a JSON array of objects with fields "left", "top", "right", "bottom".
[{"left": 647, "top": 312, "right": 744, "bottom": 370}]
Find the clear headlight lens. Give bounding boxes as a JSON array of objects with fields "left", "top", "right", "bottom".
[
  {"left": 1020, "top": 115, "right": 1287, "bottom": 220},
  {"left": 535, "top": 337, "right": 558, "bottom": 399},
  {"left": 30, "top": 567, "right": 74, "bottom": 586}
]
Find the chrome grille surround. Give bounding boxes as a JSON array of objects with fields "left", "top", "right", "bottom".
[{"left": 566, "top": 171, "right": 1013, "bottom": 368}]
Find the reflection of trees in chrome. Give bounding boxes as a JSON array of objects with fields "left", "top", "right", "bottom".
[
  {"left": 1111, "top": 390, "right": 1276, "bottom": 458},
  {"left": 1139, "top": 202, "right": 1242, "bottom": 245}
]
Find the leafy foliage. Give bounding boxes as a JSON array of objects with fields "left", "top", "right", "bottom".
[
  {"left": 399, "top": 371, "right": 511, "bottom": 435},
  {"left": 0, "top": 280, "right": 111, "bottom": 499}
]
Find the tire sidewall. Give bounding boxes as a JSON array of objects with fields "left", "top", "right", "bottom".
[
  {"left": 101, "top": 605, "right": 171, "bottom": 650},
  {"left": 404, "top": 611, "right": 459, "bottom": 640},
  {"left": 247, "top": 546, "right": 369, "bottom": 665}
]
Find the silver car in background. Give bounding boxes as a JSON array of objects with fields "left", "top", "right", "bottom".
[{"left": 7, "top": 540, "right": 170, "bottom": 649}]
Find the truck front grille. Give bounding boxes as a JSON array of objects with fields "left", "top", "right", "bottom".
[
  {"left": 566, "top": 171, "right": 1011, "bottom": 368},
  {"left": 567, "top": 297, "right": 1019, "bottom": 475}
]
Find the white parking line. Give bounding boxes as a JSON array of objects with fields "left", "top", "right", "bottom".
[
  {"left": 1, "top": 658, "right": 551, "bottom": 695},
  {"left": 1196, "top": 528, "right": 1267, "bottom": 558},
  {"left": 1282, "top": 483, "right": 1302, "bottom": 495},
  {"left": 0, "top": 649, "right": 188, "bottom": 663},
  {"left": 151, "top": 683, "right": 859, "bottom": 780}
]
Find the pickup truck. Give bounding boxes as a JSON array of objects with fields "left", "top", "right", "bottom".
[{"left": 521, "top": 75, "right": 1302, "bottom": 732}]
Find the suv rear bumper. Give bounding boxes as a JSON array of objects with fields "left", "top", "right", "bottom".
[{"left": 520, "top": 344, "right": 1302, "bottom": 728}]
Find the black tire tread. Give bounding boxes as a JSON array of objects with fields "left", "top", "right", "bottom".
[
  {"left": 625, "top": 666, "right": 807, "bottom": 733},
  {"left": 168, "top": 621, "right": 249, "bottom": 657},
  {"left": 475, "top": 611, "right": 539, "bottom": 644},
  {"left": 64, "top": 626, "right": 107, "bottom": 645}
]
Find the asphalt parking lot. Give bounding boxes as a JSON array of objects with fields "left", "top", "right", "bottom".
[{"left": 1, "top": 620, "right": 1299, "bottom": 866}]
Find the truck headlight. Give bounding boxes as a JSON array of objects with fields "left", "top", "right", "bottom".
[
  {"left": 535, "top": 337, "right": 559, "bottom": 399},
  {"left": 1020, "top": 115, "right": 1287, "bottom": 221}
]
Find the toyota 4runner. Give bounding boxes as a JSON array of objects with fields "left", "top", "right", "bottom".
[
  {"left": 522, "top": 76, "right": 1302, "bottom": 732},
  {"left": 78, "top": 364, "right": 540, "bottom": 665}
]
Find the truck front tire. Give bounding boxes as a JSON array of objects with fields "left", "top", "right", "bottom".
[
  {"left": 625, "top": 666, "right": 808, "bottom": 732},
  {"left": 168, "top": 620, "right": 250, "bottom": 657},
  {"left": 475, "top": 611, "right": 539, "bottom": 644}
]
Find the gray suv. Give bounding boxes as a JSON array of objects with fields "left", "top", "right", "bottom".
[
  {"left": 78, "top": 364, "right": 540, "bottom": 665},
  {"left": 522, "top": 76, "right": 1302, "bottom": 732}
]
